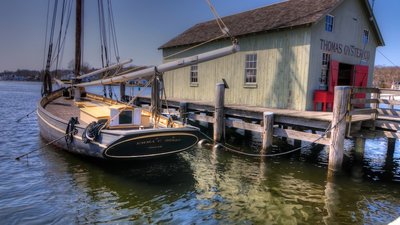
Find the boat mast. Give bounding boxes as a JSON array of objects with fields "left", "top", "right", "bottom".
[
  {"left": 74, "top": 0, "right": 81, "bottom": 78},
  {"left": 73, "top": 0, "right": 85, "bottom": 101}
]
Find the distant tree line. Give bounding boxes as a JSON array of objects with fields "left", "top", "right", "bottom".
[
  {"left": 373, "top": 66, "right": 400, "bottom": 88},
  {"left": 5, "top": 65, "right": 396, "bottom": 88},
  {"left": 0, "top": 64, "right": 149, "bottom": 82}
]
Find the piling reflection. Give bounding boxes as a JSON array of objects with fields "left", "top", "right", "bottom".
[{"left": 185, "top": 145, "right": 330, "bottom": 224}]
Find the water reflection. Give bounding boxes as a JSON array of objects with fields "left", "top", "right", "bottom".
[
  {"left": 39, "top": 148, "right": 196, "bottom": 223},
  {"left": 2, "top": 81, "right": 400, "bottom": 224}
]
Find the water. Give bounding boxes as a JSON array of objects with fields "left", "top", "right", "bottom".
[{"left": 1, "top": 81, "right": 399, "bottom": 224}]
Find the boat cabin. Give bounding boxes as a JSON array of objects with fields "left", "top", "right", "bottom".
[{"left": 77, "top": 101, "right": 150, "bottom": 129}]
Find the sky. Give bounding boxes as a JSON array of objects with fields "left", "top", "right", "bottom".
[{"left": 0, "top": 0, "right": 398, "bottom": 72}]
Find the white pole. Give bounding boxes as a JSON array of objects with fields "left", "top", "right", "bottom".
[{"left": 75, "top": 44, "right": 239, "bottom": 87}]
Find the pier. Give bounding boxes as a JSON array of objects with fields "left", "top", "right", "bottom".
[{"left": 135, "top": 84, "right": 400, "bottom": 172}]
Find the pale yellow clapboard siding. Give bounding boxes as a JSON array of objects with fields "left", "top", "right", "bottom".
[{"left": 162, "top": 28, "right": 311, "bottom": 110}]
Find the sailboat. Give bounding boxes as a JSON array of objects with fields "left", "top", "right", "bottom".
[{"left": 37, "top": 0, "right": 239, "bottom": 160}]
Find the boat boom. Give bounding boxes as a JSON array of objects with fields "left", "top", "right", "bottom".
[
  {"left": 75, "top": 44, "right": 239, "bottom": 87},
  {"left": 76, "top": 59, "right": 133, "bottom": 80}
]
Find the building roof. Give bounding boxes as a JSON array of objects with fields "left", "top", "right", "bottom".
[{"left": 160, "top": 0, "right": 384, "bottom": 49}]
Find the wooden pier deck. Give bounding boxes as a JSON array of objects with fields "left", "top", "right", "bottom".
[{"left": 134, "top": 85, "right": 400, "bottom": 172}]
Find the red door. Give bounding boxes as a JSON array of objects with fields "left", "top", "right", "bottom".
[
  {"left": 352, "top": 65, "right": 369, "bottom": 99},
  {"left": 328, "top": 60, "right": 339, "bottom": 93}
]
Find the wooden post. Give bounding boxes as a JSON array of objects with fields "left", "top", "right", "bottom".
[
  {"left": 214, "top": 83, "right": 225, "bottom": 143},
  {"left": 387, "top": 138, "right": 396, "bottom": 161},
  {"left": 262, "top": 112, "right": 274, "bottom": 152},
  {"left": 329, "top": 86, "right": 351, "bottom": 172},
  {"left": 354, "top": 137, "right": 365, "bottom": 160},
  {"left": 120, "top": 83, "right": 126, "bottom": 101},
  {"left": 179, "top": 102, "right": 188, "bottom": 124}
]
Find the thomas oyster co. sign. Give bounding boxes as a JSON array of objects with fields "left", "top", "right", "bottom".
[{"left": 320, "top": 39, "right": 370, "bottom": 61}]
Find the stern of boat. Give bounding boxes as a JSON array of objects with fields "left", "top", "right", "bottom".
[{"left": 103, "top": 127, "right": 200, "bottom": 159}]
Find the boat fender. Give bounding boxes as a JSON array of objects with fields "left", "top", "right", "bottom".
[
  {"left": 213, "top": 143, "right": 224, "bottom": 150},
  {"left": 82, "top": 119, "right": 107, "bottom": 143},
  {"left": 197, "top": 139, "right": 210, "bottom": 147},
  {"left": 65, "top": 117, "right": 79, "bottom": 145}
]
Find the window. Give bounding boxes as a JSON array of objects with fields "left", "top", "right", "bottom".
[
  {"left": 119, "top": 110, "right": 132, "bottom": 124},
  {"left": 362, "top": 29, "right": 369, "bottom": 44},
  {"left": 244, "top": 54, "right": 257, "bottom": 84},
  {"left": 190, "top": 64, "right": 198, "bottom": 86},
  {"left": 320, "top": 53, "right": 331, "bottom": 89},
  {"left": 325, "top": 15, "right": 334, "bottom": 32}
]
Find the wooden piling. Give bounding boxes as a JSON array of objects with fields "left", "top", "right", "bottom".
[
  {"left": 120, "top": 83, "right": 126, "bottom": 101},
  {"left": 214, "top": 83, "right": 225, "bottom": 143},
  {"left": 329, "top": 86, "right": 351, "bottom": 172},
  {"left": 387, "top": 138, "right": 396, "bottom": 161},
  {"left": 262, "top": 112, "right": 274, "bottom": 152},
  {"left": 179, "top": 102, "right": 188, "bottom": 124},
  {"left": 354, "top": 137, "right": 365, "bottom": 160}
]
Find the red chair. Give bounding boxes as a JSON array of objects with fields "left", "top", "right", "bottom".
[{"left": 313, "top": 90, "right": 334, "bottom": 111}]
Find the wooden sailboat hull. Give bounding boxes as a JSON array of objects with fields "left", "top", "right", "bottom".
[{"left": 37, "top": 90, "right": 200, "bottom": 160}]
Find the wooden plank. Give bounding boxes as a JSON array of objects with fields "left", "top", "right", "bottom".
[
  {"left": 351, "top": 130, "right": 400, "bottom": 139},
  {"left": 274, "top": 116, "right": 330, "bottom": 130},
  {"left": 352, "top": 87, "right": 380, "bottom": 94},
  {"left": 374, "top": 120, "right": 400, "bottom": 131},
  {"left": 378, "top": 99, "right": 400, "bottom": 106},
  {"left": 349, "top": 108, "right": 377, "bottom": 116},
  {"left": 273, "top": 128, "right": 330, "bottom": 145},
  {"left": 350, "top": 98, "right": 379, "bottom": 104},
  {"left": 377, "top": 108, "right": 400, "bottom": 117},
  {"left": 380, "top": 88, "right": 400, "bottom": 95},
  {"left": 187, "top": 113, "right": 214, "bottom": 123},
  {"left": 225, "top": 119, "right": 263, "bottom": 132}
]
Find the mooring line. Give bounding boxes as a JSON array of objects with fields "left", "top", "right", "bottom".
[
  {"left": 15, "top": 132, "right": 71, "bottom": 160},
  {"left": 16, "top": 108, "right": 37, "bottom": 123},
  {"left": 197, "top": 112, "right": 348, "bottom": 158}
]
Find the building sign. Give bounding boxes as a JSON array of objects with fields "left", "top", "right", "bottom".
[{"left": 320, "top": 39, "right": 370, "bottom": 61}]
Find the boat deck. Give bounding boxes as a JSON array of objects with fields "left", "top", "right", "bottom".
[{"left": 45, "top": 97, "right": 97, "bottom": 125}]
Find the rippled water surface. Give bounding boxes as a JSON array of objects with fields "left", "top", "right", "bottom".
[{"left": 1, "top": 81, "right": 399, "bottom": 224}]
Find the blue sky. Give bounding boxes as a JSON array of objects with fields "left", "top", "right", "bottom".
[{"left": 0, "top": 0, "right": 398, "bottom": 71}]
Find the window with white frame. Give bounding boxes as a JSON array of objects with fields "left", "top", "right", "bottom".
[
  {"left": 362, "top": 29, "right": 369, "bottom": 44},
  {"left": 325, "top": 15, "right": 334, "bottom": 32},
  {"left": 244, "top": 54, "right": 257, "bottom": 84},
  {"left": 190, "top": 64, "right": 198, "bottom": 85}
]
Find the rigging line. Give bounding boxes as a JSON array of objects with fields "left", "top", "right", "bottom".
[
  {"left": 205, "top": 0, "right": 233, "bottom": 38},
  {"left": 109, "top": 79, "right": 154, "bottom": 123},
  {"left": 377, "top": 49, "right": 398, "bottom": 67},
  {"left": 54, "top": 0, "right": 67, "bottom": 74},
  {"left": 51, "top": 0, "right": 73, "bottom": 69},
  {"left": 205, "top": 0, "right": 224, "bottom": 32},
  {"left": 107, "top": 0, "right": 120, "bottom": 61},
  {"left": 163, "top": 34, "right": 226, "bottom": 60}
]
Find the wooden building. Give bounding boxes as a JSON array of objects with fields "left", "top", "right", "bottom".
[{"left": 159, "top": 0, "right": 384, "bottom": 111}]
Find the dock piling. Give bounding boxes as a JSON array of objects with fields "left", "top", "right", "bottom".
[
  {"left": 262, "top": 112, "right": 274, "bottom": 152},
  {"left": 329, "top": 86, "right": 351, "bottom": 172},
  {"left": 120, "top": 83, "right": 126, "bottom": 101},
  {"left": 214, "top": 83, "right": 225, "bottom": 143},
  {"left": 179, "top": 102, "right": 188, "bottom": 124}
]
